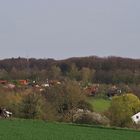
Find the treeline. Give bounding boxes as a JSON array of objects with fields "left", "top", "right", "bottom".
[{"left": 0, "top": 56, "right": 140, "bottom": 84}]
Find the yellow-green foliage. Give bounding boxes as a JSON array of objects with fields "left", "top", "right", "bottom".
[{"left": 109, "top": 93, "right": 140, "bottom": 127}]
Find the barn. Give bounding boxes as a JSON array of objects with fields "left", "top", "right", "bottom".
[{"left": 131, "top": 112, "right": 140, "bottom": 124}]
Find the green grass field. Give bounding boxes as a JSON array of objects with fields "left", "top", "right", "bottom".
[
  {"left": 0, "top": 119, "right": 140, "bottom": 140},
  {"left": 87, "top": 98, "right": 111, "bottom": 112}
]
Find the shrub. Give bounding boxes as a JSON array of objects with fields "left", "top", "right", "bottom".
[
  {"left": 19, "top": 92, "right": 46, "bottom": 119},
  {"left": 73, "top": 110, "right": 110, "bottom": 126}
]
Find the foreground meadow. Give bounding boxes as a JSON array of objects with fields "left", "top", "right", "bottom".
[{"left": 0, "top": 119, "right": 139, "bottom": 140}]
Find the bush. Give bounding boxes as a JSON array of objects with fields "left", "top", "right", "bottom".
[
  {"left": 19, "top": 92, "right": 47, "bottom": 119},
  {"left": 73, "top": 110, "right": 110, "bottom": 126},
  {"left": 108, "top": 93, "right": 140, "bottom": 127}
]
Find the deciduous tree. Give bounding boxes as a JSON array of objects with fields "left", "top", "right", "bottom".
[{"left": 108, "top": 94, "right": 140, "bottom": 127}]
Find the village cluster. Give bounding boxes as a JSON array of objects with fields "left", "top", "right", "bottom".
[
  {"left": 0, "top": 79, "right": 123, "bottom": 97},
  {"left": 0, "top": 79, "right": 61, "bottom": 91},
  {"left": 0, "top": 79, "right": 140, "bottom": 125}
]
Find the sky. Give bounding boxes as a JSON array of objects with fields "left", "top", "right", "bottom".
[{"left": 0, "top": 0, "right": 140, "bottom": 59}]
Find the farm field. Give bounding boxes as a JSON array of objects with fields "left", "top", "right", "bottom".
[
  {"left": 87, "top": 98, "right": 111, "bottom": 112},
  {"left": 0, "top": 119, "right": 140, "bottom": 140}
]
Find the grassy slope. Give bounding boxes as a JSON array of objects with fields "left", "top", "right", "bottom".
[
  {"left": 0, "top": 119, "right": 140, "bottom": 140},
  {"left": 87, "top": 98, "right": 111, "bottom": 112}
]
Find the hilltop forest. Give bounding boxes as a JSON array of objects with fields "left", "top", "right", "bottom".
[{"left": 0, "top": 56, "right": 140, "bottom": 84}]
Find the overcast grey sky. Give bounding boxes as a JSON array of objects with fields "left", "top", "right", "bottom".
[{"left": 0, "top": 0, "right": 140, "bottom": 59}]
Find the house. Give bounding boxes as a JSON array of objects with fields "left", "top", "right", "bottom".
[
  {"left": 41, "top": 83, "right": 49, "bottom": 87},
  {"left": 0, "top": 80, "right": 8, "bottom": 85},
  {"left": 84, "top": 85, "right": 99, "bottom": 96},
  {"left": 6, "top": 83, "right": 16, "bottom": 89},
  {"left": 18, "top": 80, "right": 28, "bottom": 85},
  {"left": 107, "top": 85, "right": 121, "bottom": 97},
  {"left": 131, "top": 112, "right": 140, "bottom": 124},
  {"left": 49, "top": 80, "right": 61, "bottom": 86},
  {"left": 0, "top": 108, "right": 12, "bottom": 118}
]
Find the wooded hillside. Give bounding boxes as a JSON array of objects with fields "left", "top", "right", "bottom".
[{"left": 0, "top": 56, "right": 140, "bottom": 84}]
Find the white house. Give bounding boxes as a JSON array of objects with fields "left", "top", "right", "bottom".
[
  {"left": 5, "top": 110, "right": 12, "bottom": 117},
  {"left": 131, "top": 112, "right": 140, "bottom": 124}
]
